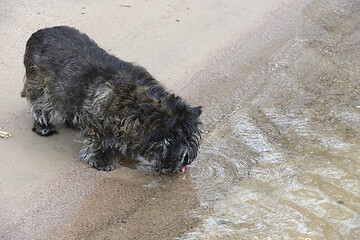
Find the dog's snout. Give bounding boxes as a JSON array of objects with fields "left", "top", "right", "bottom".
[{"left": 183, "top": 154, "right": 191, "bottom": 165}]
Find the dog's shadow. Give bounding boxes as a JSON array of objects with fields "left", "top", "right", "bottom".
[{"left": 108, "top": 152, "right": 156, "bottom": 173}]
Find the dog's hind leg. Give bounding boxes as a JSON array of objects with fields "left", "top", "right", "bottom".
[
  {"left": 31, "top": 97, "right": 57, "bottom": 136},
  {"left": 24, "top": 69, "right": 57, "bottom": 136}
]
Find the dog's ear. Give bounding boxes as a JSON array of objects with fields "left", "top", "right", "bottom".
[{"left": 192, "top": 106, "right": 202, "bottom": 117}]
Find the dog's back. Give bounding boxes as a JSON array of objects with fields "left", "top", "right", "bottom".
[
  {"left": 22, "top": 26, "right": 202, "bottom": 172},
  {"left": 23, "top": 26, "right": 130, "bottom": 116}
]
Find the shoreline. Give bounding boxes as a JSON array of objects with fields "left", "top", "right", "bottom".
[{"left": 1, "top": 0, "right": 311, "bottom": 239}]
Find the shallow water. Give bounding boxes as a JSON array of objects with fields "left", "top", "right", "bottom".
[{"left": 184, "top": 0, "right": 360, "bottom": 239}]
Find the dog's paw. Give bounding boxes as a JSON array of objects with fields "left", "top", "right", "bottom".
[
  {"left": 32, "top": 122, "right": 57, "bottom": 136},
  {"left": 95, "top": 163, "right": 116, "bottom": 172}
]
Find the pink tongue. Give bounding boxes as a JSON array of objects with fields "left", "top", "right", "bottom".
[{"left": 180, "top": 165, "right": 190, "bottom": 173}]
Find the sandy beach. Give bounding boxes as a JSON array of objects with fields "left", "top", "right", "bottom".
[{"left": 1, "top": 0, "right": 359, "bottom": 239}]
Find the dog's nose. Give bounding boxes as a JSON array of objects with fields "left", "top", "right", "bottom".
[{"left": 183, "top": 154, "right": 191, "bottom": 165}]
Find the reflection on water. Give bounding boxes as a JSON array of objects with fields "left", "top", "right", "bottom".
[{"left": 184, "top": 0, "right": 360, "bottom": 239}]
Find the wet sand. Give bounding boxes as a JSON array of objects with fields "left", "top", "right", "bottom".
[{"left": 1, "top": 0, "right": 359, "bottom": 239}]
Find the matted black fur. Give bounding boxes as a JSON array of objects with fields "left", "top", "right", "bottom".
[{"left": 22, "top": 26, "right": 202, "bottom": 173}]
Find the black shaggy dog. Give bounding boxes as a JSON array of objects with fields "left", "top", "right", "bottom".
[{"left": 22, "top": 26, "right": 202, "bottom": 173}]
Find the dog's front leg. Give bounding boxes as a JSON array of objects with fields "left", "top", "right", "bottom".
[{"left": 79, "top": 135, "right": 115, "bottom": 171}]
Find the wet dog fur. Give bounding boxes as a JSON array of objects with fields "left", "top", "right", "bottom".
[{"left": 21, "top": 26, "right": 202, "bottom": 173}]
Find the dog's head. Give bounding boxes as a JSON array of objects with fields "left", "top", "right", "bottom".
[{"left": 139, "top": 102, "right": 202, "bottom": 174}]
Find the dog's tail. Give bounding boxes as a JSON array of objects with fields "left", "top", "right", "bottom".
[{"left": 21, "top": 85, "right": 27, "bottom": 98}]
